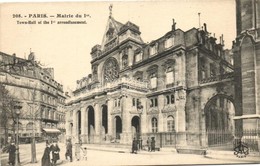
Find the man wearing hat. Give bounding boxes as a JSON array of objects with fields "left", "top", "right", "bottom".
[{"left": 8, "top": 142, "right": 16, "bottom": 166}]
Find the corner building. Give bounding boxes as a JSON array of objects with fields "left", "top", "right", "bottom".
[
  {"left": 67, "top": 14, "right": 234, "bottom": 147},
  {"left": 0, "top": 52, "right": 66, "bottom": 142}
]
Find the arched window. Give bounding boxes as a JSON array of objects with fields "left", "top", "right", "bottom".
[
  {"left": 167, "top": 116, "right": 175, "bottom": 132},
  {"left": 122, "top": 54, "right": 128, "bottom": 68},
  {"left": 103, "top": 58, "right": 119, "bottom": 84},
  {"left": 151, "top": 117, "right": 158, "bottom": 133},
  {"left": 26, "top": 122, "right": 36, "bottom": 131}
]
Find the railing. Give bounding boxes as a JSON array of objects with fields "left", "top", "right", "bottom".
[
  {"left": 138, "top": 129, "right": 259, "bottom": 152},
  {"left": 69, "top": 77, "right": 148, "bottom": 103},
  {"left": 236, "top": 129, "right": 260, "bottom": 152},
  {"left": 200, "top": 72, "right": 234, "bottom": 84},
  {"left": 206, "top": 130, "right": 234, "bottom": 149}
]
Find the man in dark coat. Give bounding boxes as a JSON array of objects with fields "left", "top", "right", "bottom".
[
  {"left": 131, "top": 137, "right": 138, "bottom": 154},
  {"left": 51, "top": 142, "right": 60, "bottom": 166},
  {"left": 151, "top": 137, "right": 156, "bottom": 152},
  {"left": 65, "top": 139, "right": 73, "bottom": 162},
  {"left": 42, "top": 143, "right": 51, "bottom": 166},
  {"left": 147, "top": 137, "right": 152, "bottom": 152},
  {"left": 8, "top": 142, "right": 16, "bottom": 166}
]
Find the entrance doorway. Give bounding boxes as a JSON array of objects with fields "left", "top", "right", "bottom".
[
  {"left": 205, "top": 94, "right": 235, "bottom": 148},
  {"left": 115, "top": 116, "right": 122, "bottom": 139},
  {"left": 131, "top": 116, "right": 140, "bottom": 138},
  {"left": 87, "top": 106, "right": 95, "bottom": 143}
]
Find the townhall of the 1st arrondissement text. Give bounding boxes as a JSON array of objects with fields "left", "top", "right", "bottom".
[{"left": 66, "top": 0, "right": 260, "bottom": 148}]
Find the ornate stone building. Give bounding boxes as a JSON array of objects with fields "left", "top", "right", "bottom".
[
  {"left": 66, "top": 12, "right": 235, "bottom": 147},
  {"left": 0, "top": 52, "right": 66, "bottom": 142},
  {"left": 233, "top": 0, "right": 260, "bottom": 130}
]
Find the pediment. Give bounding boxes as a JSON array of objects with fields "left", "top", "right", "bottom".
[{"left": 101, "top": 17, "right": 123, "bottom": 50}]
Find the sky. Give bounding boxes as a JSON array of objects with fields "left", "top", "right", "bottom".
[{"left": 0, "top": 0, "right": 236, "bottom": 91}]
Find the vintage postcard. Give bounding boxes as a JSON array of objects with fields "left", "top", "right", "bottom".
[{"left": 0, "top": 1, "right": 260, "bottom": 166}]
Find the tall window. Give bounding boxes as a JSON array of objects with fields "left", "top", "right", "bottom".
[
  {"left": 135, "top": 52, "right": 143, "bottom": 63},
  {"left": 166, "top": 94, "right": 175, "bottom": 105},
  {"left": 167, "top": 116, "right": 175, "bottom": 132},
  {"left": 150, "top": 72, "right": 157, "bottom": 89},
  {"left": 122, "top": 54, "right": 128, "bottom": 68},
  {"left": 150, "top": 97, "right": 158, "bottom": 107},
  {"left": 166, "top": 67, "right": 174, "bottom": 85},
  {"left": 114, "top": 99, "right": 117, "bottom": 107},
  {"left": 152, "top": 117, "right": 158, "bottom": 133},
  {"left": 132, "top": 98, "right": 136, "bottom": 106},
  {"left": 150, "top": 43, "right": 158, "bottom": 56},
  {"left": 210, "top": 63, "right": 216, "bottom": 77},
  {"left": 165, "top": 37, "right": 174, "bottom": 49}
]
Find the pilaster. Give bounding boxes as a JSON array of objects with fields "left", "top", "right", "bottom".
[{"left": 94, "top": 103, "right": 101, "bottom": 143}]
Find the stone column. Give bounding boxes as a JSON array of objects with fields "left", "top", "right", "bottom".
[
  {"left": 94, "top": 103, "right": 101, "bottom": 143},
  {"left": 72, "top": 110, "right": 77, "bottom": 143},
  {"left": 176, "top": 90, "right": 187, "bottom": 147},
  {"left": 107, "top": 99, "right": 113, "bottom": 138},
  {"left": 121, "top": 96, "right": 132, "bottom": 144},
  {"left": 80, "top": 107, "right": 87, "bottom": 143},
  {"left": 158, "top": 95, "right": 164, "bottom": 132},
  {"left": 65, "top": 111, "right": 71, "bottom": 139}
]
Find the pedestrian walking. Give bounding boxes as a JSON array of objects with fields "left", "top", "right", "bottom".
[
  {"left": 51, "top": 141, "right": 60, "bottom": 166},
  {"left": 65, "top": 139, "right": 73, "bottom": 162},
  {"left": 8, "top": 142, "right": 16, "bottom": 166},
  {"left": 147, "top": 137, "right": 152, "bottom": 152},
  {"left": 131, "top": 137, "right": 138, "bottom": 154},
  {"left": 151, "top": 137, "right": 156, "bottom": 152},
  {"left": 41, "top": 143, "right": 51, "bottom": 166}
]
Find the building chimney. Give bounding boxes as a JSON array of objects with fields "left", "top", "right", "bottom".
[
  {"left": 203, "top": 23, "right": 207, "bottom": 33},
  {"left": 172, "top": 19, "right": 176, "bottom": 31}
]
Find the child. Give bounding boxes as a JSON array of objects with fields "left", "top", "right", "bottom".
[{"left": 80, "top": 146, "right": 87, "bottom": 160}]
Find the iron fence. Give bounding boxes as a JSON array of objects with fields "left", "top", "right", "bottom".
[{"left": 139, "top": 129, "right": 259, "bottom": 152}]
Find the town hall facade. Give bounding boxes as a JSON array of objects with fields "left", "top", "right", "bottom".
[{"left": 66, "top": 9, "right": 236, "bottom": 147}]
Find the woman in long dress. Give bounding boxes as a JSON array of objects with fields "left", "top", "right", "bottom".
[
  {"left": 41, "top": 143, "right": 51, "bottom": 166},
  {"left": 51, "top": 142, "right": 60, "bottom": 166}
]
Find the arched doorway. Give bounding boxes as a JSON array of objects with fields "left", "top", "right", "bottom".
[
  {"left": 204, "top": 94, "right": 235, "bottom": 148},
  {"left": 101, "top": 105, "right": 108, "bottom": 141},
  {"left": 87, "top": 106, "right": 95, "bottom": 143},
  {"left": 102, "top": 105, "right": 108, "bottom": 134},
  {"left": 131, "top": 116, "right": 140, "bottom": 138},
  {"left": 115, "top": 116, "right": 122, "bottom": 140},
  {"left": 77, "top": 111, "right": 81, "bottom": 136}
]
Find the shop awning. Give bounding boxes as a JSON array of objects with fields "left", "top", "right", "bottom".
[{"left": 42, "top": 128, "right": 61, "bottom": 134}]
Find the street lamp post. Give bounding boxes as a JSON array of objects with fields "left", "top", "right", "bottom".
[
  {"left": 14, "top": 105, "right": 22, "bottom": 166},
  {"left": 137, "top": 101, "right": 143, "bottom": 150}
]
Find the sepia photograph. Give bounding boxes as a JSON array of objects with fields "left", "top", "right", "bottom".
[{"left": 0, "top": 0, "right": 260, "bottom": 165}]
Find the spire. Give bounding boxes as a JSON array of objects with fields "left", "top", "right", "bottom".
[
  {"left": 198, "top": 12, "right": 201, "bottom": 30},
  {"left": 109, "top": 4, "right": 113, "bottom": 18}
]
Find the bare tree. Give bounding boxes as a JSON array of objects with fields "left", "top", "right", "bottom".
[
  {"left": 0, "top": 84, "right": 21, "bottom": 146},
  {"left": 22, "top": 85, "right": 42, "bottom": 163}
]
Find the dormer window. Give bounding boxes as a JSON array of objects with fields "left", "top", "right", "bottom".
[
  {"left": 149, "top": 43, "right": 158, "bottom": 56},
  {"left": 135, "top": 51, "right": 143, "bottom": 63},
  {"left": 165, "top": 36, "right": 174, "bottom": 49}
]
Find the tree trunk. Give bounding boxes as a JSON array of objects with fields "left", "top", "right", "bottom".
[{"left": 31, "top": 137, "right": 37, "bottom": 163}]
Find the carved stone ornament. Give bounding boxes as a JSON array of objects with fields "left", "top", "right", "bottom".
[
  {"left": 161, "top": 105, "right": 176, "bottom": 113},
  {"left": 103, "top": 58, "right": 119, "bottom": 83},
  {"left": 147, "top": 107, "right": 159, "bottom": 115}
]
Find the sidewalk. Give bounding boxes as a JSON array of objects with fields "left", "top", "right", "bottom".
[{"left": 83, "top": 143, "right": 260, "bottom": 163}]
